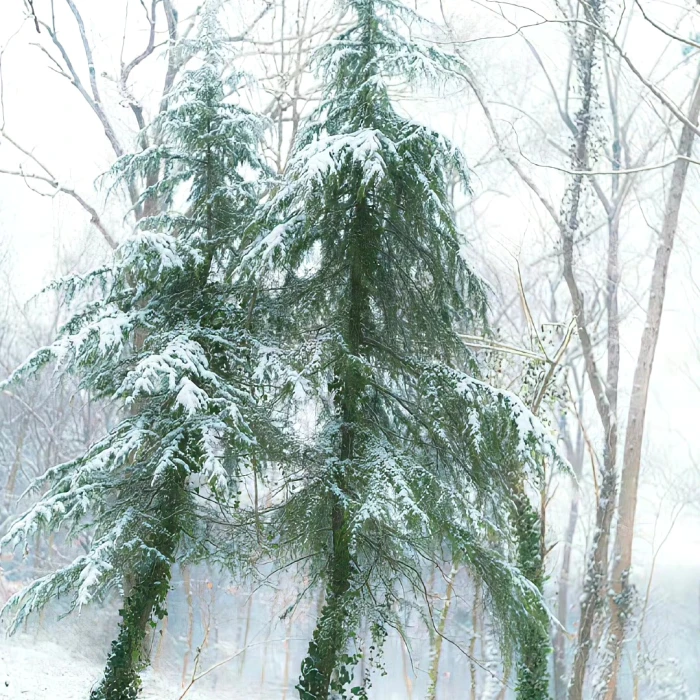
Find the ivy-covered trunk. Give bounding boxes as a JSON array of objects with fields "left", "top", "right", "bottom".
[
  {"left": 90, "top": 564, "right": 171, "bottom": 700},
  {"left": 298, "top": 197, "right": 373, "bottom": 698},
  {"left": 297, "top": 487, "right": 354, "bottom": 699},
  {"left": 514, "top": 490, "right": 550, "bottom": 700},
  {"left": 90, "top": 474, "right": 184, "bottom": 700}
]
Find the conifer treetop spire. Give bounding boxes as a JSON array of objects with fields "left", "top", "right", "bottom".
[{"left": 316, "top": 0, "right": 467, "bottom": 106}]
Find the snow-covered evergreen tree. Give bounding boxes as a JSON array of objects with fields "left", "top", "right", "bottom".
[
  {"left": 242, "top": 0, "right": 561, "bottom": 696},
  {"left": 0, "top": 11, "right": 284, "bottom": 699}
]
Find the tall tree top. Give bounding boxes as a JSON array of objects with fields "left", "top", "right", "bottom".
[{"left": 247, "top": 0, "right": 486, "bottom": 366}]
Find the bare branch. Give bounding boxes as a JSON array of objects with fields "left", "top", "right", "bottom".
[
  {"left": 119, "top": 0, "right": 158, "bottom": 139},
  {"left": 37, "top": 17, "right": 125, "bottom": 159},
  {"left": 121, "top": 0, "right": 158, "bottom": 85},
  {"left": 63, "top": 0, "right": 125, "bottom": 156},
  {"left": 0, "top": 131, "right": 117, "bottom": 251},
  {"left": 462, "top": 68, "right": 564, "bottom": 230},
  {"left": 159, "top": 0, "right": 180, "bottom": 113},
  {"left": 224, "top": 1, "right": 275, "bottom": 43},
  {"left": 519, "top": 152, "right": 700, "bottom": 176},
  {"left": 26, "top": 0, "right": 41, "bottom": 33},
  {"left": 633, "top": 0, "right": 700, "bottom": 52}
]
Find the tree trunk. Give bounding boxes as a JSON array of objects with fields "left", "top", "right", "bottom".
[
  {"left": 552, "top": 415, "right": 584, "bottom": 700},
  {"left": 601, "top": 69, "right": 700, "bottom": 700},
  {"left": 470, "top": 581, "right": 482, "bottom": 700},
  {"left": 90, "top": 475, "right": 182, "bottom": 700},
  {"left": 3, "top": 424, "right": 26, "bottom": 508},
  {"left": 558, "top": 6, "right": 624, "bottom": 698},
  {"left": 297, "top": 495, "right": 353, "bottom": 699},
  {"left": 426, "top": 564, "right": 459, "bottom": 700},
  {"left": 282, "top": 613, "right": 293, "bottom": 699},
  {"left": 90, "top": 558, "right": 173, "bottom": 700},
  {"left": 180, "top": 566, "right": 195, "bottom": 688},
  {"left": 298, "top": 197, "right": 371, "bottom": 699},
  {"left": 401, "top": 633, "right": 415, "bottom": 699},
  {"left": 566, "top": 464, "right": 616, "bottom": 700}
]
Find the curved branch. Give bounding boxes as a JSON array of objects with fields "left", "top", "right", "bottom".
[
  {"left": 159, "top": 0, "right": 179, "bottom": 113},
  {"left": 0, "top": 167, "right": 116, "bottom": 249},
  {"left": 121, "top": 0, "right": 158, "bottom": 84},
  {"left": 26, "top": 0, "right": 41, "bottom": 33},
  {"left": 634, "top": 0, "right": 700, "bottom": 52},
  {"left": 119, "top": 0, "right": 159, "bottom": 142},
  {"left": 519, "top": 152, "right": 700, "bottom": 176}
]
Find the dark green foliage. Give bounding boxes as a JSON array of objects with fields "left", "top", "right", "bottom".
[{"left": 1, "top": 4, "right": 561, "bottom": 697}]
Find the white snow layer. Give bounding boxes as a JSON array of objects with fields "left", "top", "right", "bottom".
[{"left": 0, "top": 635, "right": 216, "bottom": 700}]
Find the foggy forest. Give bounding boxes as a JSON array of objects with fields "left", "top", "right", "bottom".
[{"left": 0, "top": 0, "right": 699, "bottom": 698}]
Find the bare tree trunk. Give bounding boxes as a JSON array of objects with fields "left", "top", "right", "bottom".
[
  {"left": 601, "top": 69, "right": 700, "bottom": 700},
  {"left": 180, "top": 566, "right": 195, "bottom": 688},
  {"left": 552, "top": 489, "right": 578, "bottom": 700},
  {"left": 401, "top": 630, "right": 414, "bottom": 699},
  {"left": 553, "top": 406, "right": 585, "bottom": 700},
  {"left": 426, "top": 564, "right": 458, "bottom": 700},
  {"left": 3, "top": 423, "right": 26, "bottom": 506},
  {"left": 497, "top": 664, "right": 511, "bottom": 700},
  {"left": 282, "top": 613, "right": 293, "bottom": 700},
  {"left": 238, "top": 590, "right": 254, "bottom": 674},
  {"left": 470, "top": 581, "right": 482, "bottom": 700}
]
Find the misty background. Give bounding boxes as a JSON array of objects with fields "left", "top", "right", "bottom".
[{"left": 2, "top": 0, "right": 700, "bottom": 698}]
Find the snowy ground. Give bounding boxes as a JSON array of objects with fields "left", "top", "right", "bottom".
[
  {"left": 0, "top": 576, "right": 296, "bottom": 700},
  {"left": 0, "top": 577, "right": 432, "bottom": 699},
  {"left": 1, "top": 636, "right": 103, "bottom": 700},
  {"left": 0, "top": 635, "right": 223, "bottom": 700},
  {"left": 0, "top": 630, "right": 418, "bottom": 699}
]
